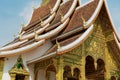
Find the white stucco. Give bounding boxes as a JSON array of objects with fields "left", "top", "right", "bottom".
[
  {"left": 22, "top": 40, "right": 53, "bottom": 61},
  {"left": 2, "top": 40, "right": 53, "bottom": 80},
  {"left": 49, "top": 72, "right": 56, "bottom": 80},
  {"left": 2, "top": 56, "right": 19, "bottom": 80},
  {"left": 37, "top": 69, "right": 46, "bottom": 80}
]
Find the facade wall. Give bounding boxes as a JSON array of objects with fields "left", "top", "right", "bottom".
[
  {"left": 84, "top": 19, "right": 118, "bottom": 79},
  {"left": 34, "top": 20, "right": 119, "bottom": 80},
  {"left": 56, "top": 19, "right": 118, "bottom": 80}
]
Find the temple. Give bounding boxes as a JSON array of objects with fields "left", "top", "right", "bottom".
[{"left": 0, "top": 0, "right": 120, "bottom": 80}]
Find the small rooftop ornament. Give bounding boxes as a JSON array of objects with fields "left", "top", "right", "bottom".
[
  {"left": 56, "top": 39, "right": 61, "bottom": 49},
  {"left": 34, "top": 29, "right": 38, "bottom": 39},
  {"left": 59, "top": 10, "right": 64, "bottom": 19},
  {"left": 21, "top": 23, "right": 25, "bottom": 28},
  {"left": 19, "top": 24, "right": 25, "bottom": 34},
  {"left": 18, "top": 32, "right": 23, "bottom": 40},
  {"left": 32, "top": 6, "right": 36, "bottom": 10},
  {"left": 48, "top": 5, "right": 52, "bottom": 13},
  {"left": 13, "top": 34, "right": 16, "bottom": 39},
  {"left": 81, "top": 16, "right": 87, "bottom": 28},
  {"left": 39, "top": 18, "right": 43, "bottom": 26}
]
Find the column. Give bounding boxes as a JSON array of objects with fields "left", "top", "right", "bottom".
[
  {"left": 104, "top": 44, "right": 110, "bottom": 80},
  {"left": 56, "top": 57, "right": 64, "bottom": 80},
  {"left": 0, "top": 58, "right": 4, "bottom": 80},
  {"left": 80, "top": 56, "right": 85, "bottom": 80},
  {"left": 94, "top": 62, "right": 97, "bottom": 70},
  {"left": 71, "top": 67, "right": 74, "bottom": 76},
  {"left": 80, "top": 44, "right": 85, "bottom": 80}
]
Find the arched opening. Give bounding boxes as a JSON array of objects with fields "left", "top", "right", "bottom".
[
  {"left": 85, "top": 56, "right": 95, "bottom": 75},
  {"left": 97, "top": 59, "right": 105, "bottom": 72},
  {"left": 85, "top": 56, "right": 96, "bottom": 79},
  {"left": 15, "top": 74, "right": 25, "bottom": 80},
  {"left": 111, "top": 76, "right": 116, "bottom": 80},
  {"left": 96, "top": 59, "right": 105, "bottom": 80},
  {"left": 73, "top": 68, "right": 80, "bottom": 80},
  {"left": 46, "top": 65, "right": 56, "bottom": 80},
  {"left": 63, "top": 66, "right": 72, "bottom": 80}
]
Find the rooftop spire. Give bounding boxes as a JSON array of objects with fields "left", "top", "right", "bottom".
[
  {"left": 56, "top": 39, "right": 61, "bottom": 49},
  {"left": 32, "top": 6, "right": 36, "bottom": 10},
  {"left": 13, "top": 34, "right": 16, "bottom": 39},
  {"left": 41, "top": 0, "right": 50, "bottom": 6},
  {"left": 81, "top": 16, "right": 87, "bottom": 28},
  {"left": 34, "top": 29, "right": 38, "bottom": 39}
]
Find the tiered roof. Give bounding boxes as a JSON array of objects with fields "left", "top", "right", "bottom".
[{"left": 0, "top": 0, "right": 120, "bottom": 64}]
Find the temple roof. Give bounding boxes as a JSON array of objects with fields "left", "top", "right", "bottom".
[{"left": 0, "top": 0, "right": 120, "bottom": 64}]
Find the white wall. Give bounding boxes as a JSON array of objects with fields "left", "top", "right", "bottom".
[
  {"left": 49, "top": 72, "right": 56, "bottom": 80},
  {"left": 37, "top": 69, "right": 56, "bottom": 80},
  {"left": 22, "top": 40, "right": 53, "bottom": 62},
  {"left": 27, "top": 64, "right": 35, "bottom": 80},
  {"left": 37, "top": 69, "right": 46, "bottom": 80},
  {"left": 2, "top": 40, "right": 53, "bottom": 80},
  {"left": 2, "top": 56, "right": 19, "bottom": 80}
]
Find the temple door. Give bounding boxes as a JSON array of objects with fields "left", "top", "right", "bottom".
[{"left": 15, "top": 74, "right": 25, "bottom": 80}]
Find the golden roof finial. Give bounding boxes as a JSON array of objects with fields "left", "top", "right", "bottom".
[
  {"left": 21, "top": 23, "right": 26, "bottom": 29},
  {"left": 48, "top": 5, "right": 52, "bottom": 12},
  {"left": 13, "top": 34, "right": 16, "bottom": 39},
  {"left": 32, "top": 6, "right": 36, "bottom": 10},
  {"left": 81, "top": 16, "right": 87, "bottom": 28},
  {"left": 34, "top": 29, "right": 38, "bottom": 39},
  {"left": 56, "top": 39, "right": 60, "bottom": 49},
  {"left": 59, "top": 10, "right": 63, "bottom": 19},
  {"left": 19, "top": 32, "right": 22, "bottom": 40},
  {"left": 39, "top": 18, "right": 43, "bottom": 26}
]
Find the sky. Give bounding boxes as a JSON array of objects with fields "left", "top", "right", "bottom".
[{"left": 0, "top": 0, "right": 120, "bottom": 47}]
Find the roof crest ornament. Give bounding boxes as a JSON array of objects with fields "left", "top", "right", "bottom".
[
  {"left": 59, "top": 10, "right": 64, "bottom": 19},
  {"left": 34, "top": 29, "right": 38, "bottom": 40},
  {"left": 21, "top": 23, "right": 26, "bottom": 30},
  {"left": 13, "top": 34, "right": 16, "bottom": 39},
  {"left": 81, "top": 16, "right": 87, "bottom": 28},
  {"left": 32, "top": 6, "right": 36, "bottom": 10},
  {"left": 56, "top": 39, "right": 61, "bottom": 49},
  {"left": 18, "top": 32, "right": 23, "bottom": 40},
  {"left": 48, "top": 5, "right": 52, "bottom": 14},
  {"left": 19, "top": 24, "right": 25, "bottom": 34},
  {"left": 39, "top": 18, "right": 43, "bottom": 26}
]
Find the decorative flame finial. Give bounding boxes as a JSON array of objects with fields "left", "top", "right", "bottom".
[
  {"left": 19, "top": 32, "right": 22, "bottom": 40},
  {"left": 56, "top": 39, "right": 60, "bottom": 49},
  {"left": 59, "top": 10, "right": 63, "bottom": 19},
  {"left": 39, "top": 18, "right": 43, "bottom": 26},
  {"left": 34, "top": 29, "right": 38, "bottom": 39},
  {"left": 32, "top": 6, "right": 36, "bottom": 10},
  {"left": 48, "top": 5, "right": 52, "bottom": 12},
  {"left": 21, "top": 23, "right": 26, "bottom": 29},
  {"left": 13, "top": 34, "right": 16, "bottom": 39},
  {"left": 81, "top": 16, "right": 87, "bottom": 28}
]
